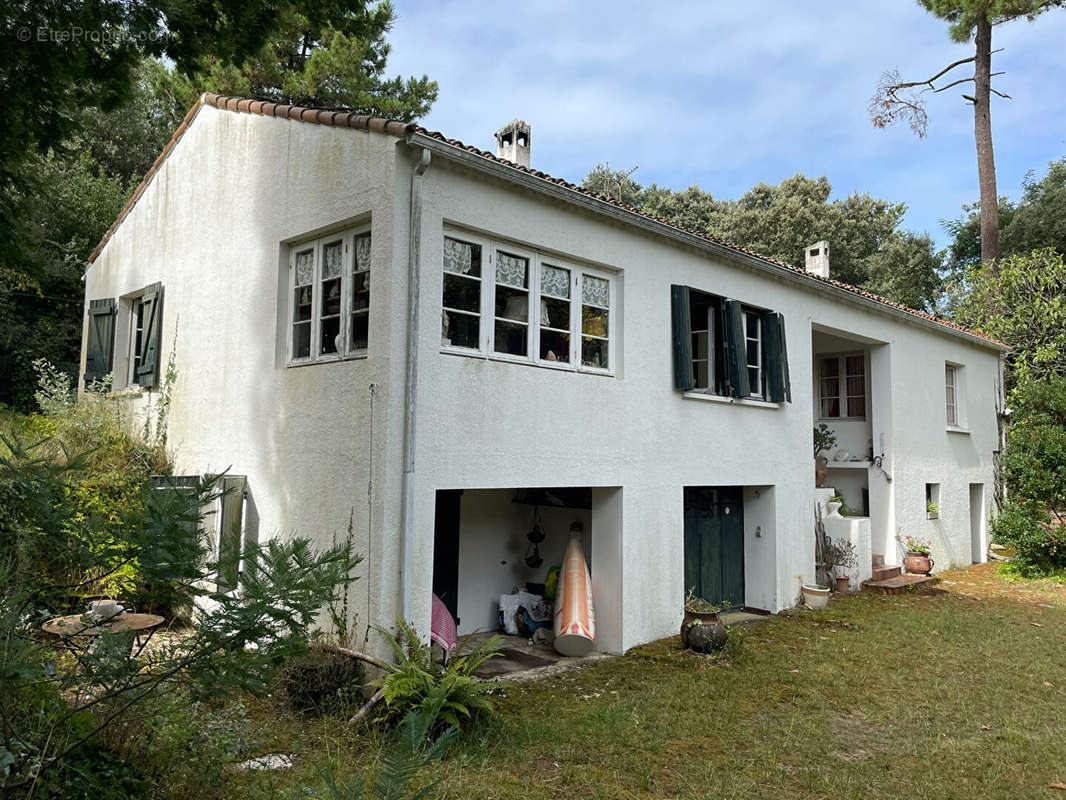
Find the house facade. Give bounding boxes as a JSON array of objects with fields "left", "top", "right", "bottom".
[{"left": 80, "top": 95, "right": 1006, "bottom": 655}]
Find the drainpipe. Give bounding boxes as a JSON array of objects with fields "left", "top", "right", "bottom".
[{"left": 400, "top": 147, "right": 432, "bottom": 623}]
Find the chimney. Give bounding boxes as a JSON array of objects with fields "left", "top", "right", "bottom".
[
  {"left": 494, "top": 120, "right": 531, "bottom": 168},
  {"left": 805, "top": 240, "right": 830, "bottom": 279}
]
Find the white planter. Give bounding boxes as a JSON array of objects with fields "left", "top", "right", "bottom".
[
  {"left": 825, "top": 500, "right": 843, "bottom": 518},
  {"left": 801, "top": 584, "right": 830, "bottom": 609}
]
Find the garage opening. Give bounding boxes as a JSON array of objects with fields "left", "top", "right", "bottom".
[{"left": 431, "top": 486, "right": 622, "bottom": 672}]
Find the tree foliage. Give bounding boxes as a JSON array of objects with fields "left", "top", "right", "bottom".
[
  {"left": 581, "top": 167, "right": 945, "bottom": 310},
  {"left": 955, "top": 248, "right": 1066, "bottom": 388}
]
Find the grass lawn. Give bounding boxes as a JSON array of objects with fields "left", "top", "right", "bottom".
[{"left": 233, "top": 564, "right": 1066, "bottom": 800}]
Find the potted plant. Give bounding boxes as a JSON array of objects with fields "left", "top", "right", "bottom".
[
  {"left": 826, "top": 493, "right": 845, "bottom": 517},
  {"left": 814, "top": 424, "right": 837, "bottom": 488},
  {"left": 828, "top": 538, "right": 858, "bottom": 592},
  {"left": 900, "top": 535, "right": 934, "bottom": 575},
  {"left": 681, "top": 589, "right": 728, "bottom": 651},
  {"left": 926, "top": 501, "right": 940, "bottom": 520}
]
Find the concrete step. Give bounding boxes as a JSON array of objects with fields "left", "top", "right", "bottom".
[
  {"left": 863, "top": 574, "right": 940, "bottom": 595},
  {"left": 872, "top": 565, "right": 901, "bottom": 581},
  {"left": 872, "top": 554, "right": 885, "bottom": 570}
]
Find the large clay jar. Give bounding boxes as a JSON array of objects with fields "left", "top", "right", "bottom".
[
  {"left": 682, "top": 617, "right": 728, "bottom": 653},
  {"left": 903, "top": 552, "right": 934, "bottom": 575},
  {"left": 815, "top": 456, "right": 829, "bottom": 488}
]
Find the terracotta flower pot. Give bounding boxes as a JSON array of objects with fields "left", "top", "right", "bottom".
[
  {"left": 815, "top": 456, "right": 828, "bottom": 488},
  {"left": 834, "top": 575, "right": 851, "bottom": 593},
  {"left": 903, "top": 552, "right": 934, "bottom": 575}
]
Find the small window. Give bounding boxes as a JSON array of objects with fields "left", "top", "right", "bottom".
[
  {"left": 691, "top": 300, "right": 716, "bottom": 391},
  {"left": 494, "top": 250, "right": 530, "bottom": 357},
  {"left": 742, "top": 310, "right": 762, "bottom": 398},
  {"left": 539, "top": 263, "right": 571, "bottom": 363},
  {"left": 820, "top": 353, "right": 865, "bottom": 419},
  {"left": 288, "top": 227, "right": 371, "bottom": 365},
  {"left": 580, "top": 273, "right": 610, "bottom": 369},
  {"left": 945, "top": 364, "right": 958, "bottom": 425},
  {"left": 926, "top": 483, "right": 941, "bottom": 519}
]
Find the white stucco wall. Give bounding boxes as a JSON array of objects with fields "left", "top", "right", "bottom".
[{"left": 82, "top": 108, "right": 1003, "bottom": 657}]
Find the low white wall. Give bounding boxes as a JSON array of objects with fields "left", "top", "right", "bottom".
[{"left": 743, "top": 486, "right": 777, "bottom": 611}]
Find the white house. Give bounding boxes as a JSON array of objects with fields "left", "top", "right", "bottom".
[{"left": 80, "top": 94, "right": 1006, "bottom": 655}]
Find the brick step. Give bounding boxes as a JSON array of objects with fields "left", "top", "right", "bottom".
[
  {"left": 872, "top": 554, "right": 886, "bottom": 570},
  {"left": 863, "top": 574, "right": 941, "bottom": 595},
  {"left": 872, "top": 565, "right": 901, "bottom": 581}
]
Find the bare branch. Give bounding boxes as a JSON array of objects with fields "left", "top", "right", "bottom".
[
  {"left": 932, "top": 76, "right": 975, "bottom": 93},
  {"left": 990, "top": 87, "right": 1012, "bottom": 99}
]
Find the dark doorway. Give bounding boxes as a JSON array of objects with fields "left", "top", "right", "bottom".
[
  {"left": 684, "top": 486, "right": 745, "bottom": 609},
  {"left": 433, "top": 490, "right": 462, "bottom": 621}
]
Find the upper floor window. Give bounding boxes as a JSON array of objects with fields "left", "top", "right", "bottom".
[
  {"left": 819, "top": 353, "right": 865, "bottom": 419},
  {"left": 671, "top": 285, "right": 791, "bottom": 403},
  {"left": 442, "top": 231, "right": 615, "bottom": 373},
  {"left": 946, "top": 363, "right": 958, "bottom": 425},
  {"left": 288, "top": 227, "right": 371, "bottom": 365}
]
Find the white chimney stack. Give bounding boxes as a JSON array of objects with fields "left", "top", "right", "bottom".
[
  {"left": 805, "top": 240, "right": 830, "bottom": 279},
  {"left": 495, "top": 120, "right": 531, "bottom": 168}
]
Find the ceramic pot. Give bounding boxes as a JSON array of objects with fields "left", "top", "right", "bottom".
[
  {"left": 815, "top": 456, "right": 828, "bottom": 488},
  {"left": 681, "top": 613, "right": 728, "bottom": 652},
  {"left": 834, "top": 575, "right": 850, "bottom": 593},
  {"left": 903, "top": 552, "right": 933, "bottom": 575},
  {"left": 801, "top": 584, "right": 830, "bottom": 609},
  {"left": 825, "top": 500, "right": 843, "bottom": 518},
  {"left": 682, "top": 608, "right": 721, "bottom": 633}
]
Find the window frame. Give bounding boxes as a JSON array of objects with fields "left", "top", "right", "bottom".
[
  {"left": 441, "top": 229, "right": 617, "bottom": 375},
  {"left": 127, "top": 295, "right": 146, "bottom": 386},
  {"left": 818, "top": 352, "right": 867, "bottom": 420},
  {"left": 691, "top": 302, "right": 717, "bottom": 393},
  {"left": 286, "top": 225, "right": 371, "bottom": 367},
  {"left": 945, "top": 363, "right": 959, "bottom": 426},
  {"left": 741, "top": 309, "right": 764, "bottom": 400}
]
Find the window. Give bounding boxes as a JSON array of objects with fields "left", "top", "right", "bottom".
[
  {"left": 670, "top": 285, "right": 791, "bottom": 403},
  {"left": 819, "top": 353, "right": 865, "bottom": 419},
  {"left": 128, "top": 297, "right": 145, "bottom": 384},
  {"left": 945, "top": 363, "right": 958, "bottom": 426},
  {"left": 288, "top": 227, "right": 371, "bottom": 364},
  {"left": 742, "top": 310, "right": 763, "bottom": 398},
  {"left": 926, "top": 482, "right": 941, "bottom": 519},
  {"left": 442, "top": 231, "right": 615, "bottom": 373}
]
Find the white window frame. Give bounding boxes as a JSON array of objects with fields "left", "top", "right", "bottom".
[
  {"left": 441, "top": 229, "right": 617, "bottom": 375},
  {"left": 691, "top": 304, "right": 716, "bottom": 392},
  {"left": 946, "top": 363, "right": 959, "bottom": 426},
  {"left": 127, "top": 294, "right": 146, "bottom": 387},
  {"left": 818, "top": 352, "right": 866, "bottom": 420},
  {"left": 286, "top": 225, "right": 371, "bottom": 366},
  {"left": 742, "top": 309, "right": 763, "bottom": 399}
]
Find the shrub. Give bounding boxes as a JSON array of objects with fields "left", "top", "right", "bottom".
[
  {"left": 373, "top": 620, "right": 501, "bottom": 735},
  {"left": 992, "top": 500, "right": 1066, "bottom": 577},
  {"left": 278, "top": 643, "right": 364, "bottom": 714}
]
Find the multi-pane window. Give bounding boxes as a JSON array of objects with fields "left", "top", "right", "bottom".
[
  {"left": 945, "top": 364, "right": 958, "bottom": 425},
  {"left": 691, "top": 304, "right": 716, "bottom": 390},
  {"left": 442, "top": 237, "right": 482, "bottom": 350},
  {"left": 288, "top": 227, "right": 371, "bottom": 364},
  {"left": 742, "top": 310, "right": 762, "bottom": 398},
  {"left": 441, "top": 231, "right": 615, "bottom": 373},
  {"left": 820, "top": 353, "right": 866, "bottom": 419}
]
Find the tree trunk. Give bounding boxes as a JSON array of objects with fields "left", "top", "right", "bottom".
[{"left": 973, "top": 17, "right": 999, "bottom": 268}]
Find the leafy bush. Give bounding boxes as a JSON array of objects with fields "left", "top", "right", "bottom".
[
  {"left": 278, "top": 644, "right": 364, "bottom": 714},
  {"left": 992, "top": 501, "right": 1066, "bottom": 577},
  {"left": 373, "top": 620, "right": 501, "bottom": 735}
]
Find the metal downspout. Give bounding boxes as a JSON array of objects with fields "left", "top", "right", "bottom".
[{"left": 401, "top": 147, "right": 432, "bottom": 623}]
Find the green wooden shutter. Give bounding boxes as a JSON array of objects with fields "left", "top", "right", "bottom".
[
  {"left": 217, "top": 475, "right": 247, "bottom": 592},
  {"left": 84, "top": 298, "right": 116, "bottom": 388},
  {"left": 763, "top": 312, "right": 784, "bottom": 402},
  {"left": 723, "top": 299, "right": 750, "bottom": 398},
  {"left": 671, "top": 285, "right": 694, "bottom": 390},
  {"left": 777, "top": 312, "right": 791, "bottom": 402},
  {"left": 136, "top": 283, "right": 164, "bottom": 388}
]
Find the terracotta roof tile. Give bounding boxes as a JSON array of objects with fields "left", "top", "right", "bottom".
[{"left": 86, "top": 92, "right": 1002, "bottom": 348}]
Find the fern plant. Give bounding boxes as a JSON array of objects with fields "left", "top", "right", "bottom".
[{"left": 372, "top": 619, "right": 502, "bottom": 734}]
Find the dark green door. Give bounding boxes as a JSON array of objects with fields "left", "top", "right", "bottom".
[{"left": 684, "top": 486, "right": 745, "bottom": 609}]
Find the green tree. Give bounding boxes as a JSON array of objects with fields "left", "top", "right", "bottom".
[
  {"left": 1002, "top": 157, "right": 1066, "bottom": 256},
  {"left": 186, "top": 2, "right": 437, "bottom": 119},
  {"left": 581, "top": 167, "right": 945, "bottom": 311},
  {"left": 870, "top": 0, "right": 1065, "bottom": 266},
  {"left": 955, "top": 248, "right": 1066, "bottom": 389}
]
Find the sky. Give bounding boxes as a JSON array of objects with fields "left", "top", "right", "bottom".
[{"left": 386, "top": 0, "right": 1066, "bottom": 249}]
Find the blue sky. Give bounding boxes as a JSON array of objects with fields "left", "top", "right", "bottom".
[{"left": 386, "top": 1, "right": 1066, "bottom": 248}]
